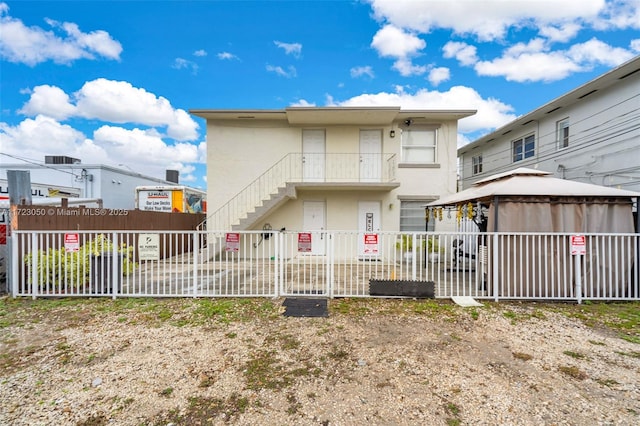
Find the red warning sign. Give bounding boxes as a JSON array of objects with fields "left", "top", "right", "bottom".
[
  {"left": 64, "top": 233, "right": 80, "bottom": 253},
  {"left": 298, "top": 233, "right": 312, "bottom": 252},
  {"left": 225, "top": 233, "right": 240, "bottom": 252},
  {"left": 570, "top": 235, "right": 586, "bottom": 255},
  {"left": 364, "top": 233, "right": 379, "bottom": 254}
]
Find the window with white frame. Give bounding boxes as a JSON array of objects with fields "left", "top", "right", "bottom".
[
  {"left": 472, "top": 154, "right": 483, "bottom": 175},
  {"left": 400, "top": 201, "right": 434, "bottom": 232},
  {"left": 557, "top": 118, "right": 569, "bottom": 149},
  {"left": 401, "top": 128, "right": 437, "bottom": 163},
  {"left": 512, "top": 134, "right": 535, "bottom": 162}
]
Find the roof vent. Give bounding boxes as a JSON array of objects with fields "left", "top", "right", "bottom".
[
  {"left": 45, "top": 155, "right": 81, "bottom": 164},
  {"left": 166, "top": 170, "right": 179, "bottom": 184}
]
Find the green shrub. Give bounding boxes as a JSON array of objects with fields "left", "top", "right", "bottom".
[
  {"left": 396, "top": 234, "right": 442, "bottom": 253},
  {"left": 24, "top": 234, "right": 137, "bottom": 288}
]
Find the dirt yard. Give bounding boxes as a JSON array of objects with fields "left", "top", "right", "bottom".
[{"left": 1, "top": 297, "right": 639, "bottom": 425}]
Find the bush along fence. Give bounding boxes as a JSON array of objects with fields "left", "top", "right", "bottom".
[{"left": 8, "top": 230, "right": 640, "bottom": 302}]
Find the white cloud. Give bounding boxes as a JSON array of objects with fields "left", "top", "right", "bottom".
[
  {"left": 93, "top": 126, "right": 200, "bottom": 165},
  {"left": 371, "top": 25, "right": 427, "bottom": 76},
  {"left": 442, "top": 41, "right": 478, "bottom": 66},
  {"left": 0, "top": 114, "right": 105, "bottom": 162},
  {"left": 274, "top": 40, "right": 302, "bottom": 57},
  {"left": 0, "top": 115, "right": 205, "bottom": 181},
  {"left": 591, "top": 0, "right": 640, "bottom": 30},
  {"left": 368, "top": 0, "right": 606, "bottom": 41},
  {"left": 474, "top": 37, "right": 635, "bottom": 82},
  {"left": 75, "top": 79, "right": 199, "bottom": 141},
  {"left": 217, "top": 51, "right": 238, "bottom": 60},
  {"left": 194, "top": 49, "right": 207, "bottom": 57},
  {"left": 475, "top": 51, "right": 582, "bottom": 82},
  {"left": 329, "top": 85, "right": 516, "bottom": 134},
  {"left": 392, "top": 58, "right": 428, "bottom": 76},
  {"left": 290, "top": 99, "right": 316, "bottom": 107},
  {"left": 18, "top": 85, "right": 76, "bottom": 120},
  {"left": 19, "top": 79, "right": 199, "bottom": 141},
  {"left": 567, "top": 37, "right": 636, "bottom": 66},
  {"left": 351, "top": 66, "right": 375, "bottom": 78},
  {"left": 538, "top": 22, "right": 582, "bottom": 42},
  {"left": 0, "top": 3, "right": 122, "bottom": 65},
  {"left": 371, "top": 24, "right": 425, "bottom": 58},
  {"left": 172, "top": 57, "right": 199, "bottom": 74},
  {"left": 427, "top": 67, "right": 450, "bottom": 86},
  {"left": 631, "top": 39, "right": 640, "bottom": 52},
  {"left": 266, "top": 64, "right": 297, "bottom": 78}
]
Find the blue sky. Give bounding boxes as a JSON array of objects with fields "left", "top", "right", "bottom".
[{"left": 1, "top": 0, "right": 639, "bottom": 190}]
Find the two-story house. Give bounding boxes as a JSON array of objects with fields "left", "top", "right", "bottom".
[
  {"left": 191, "top": 107, "right": 475, "bottom": 253},
  {"left": 459, "top": 55, "right": 640, "bottom": 193}
]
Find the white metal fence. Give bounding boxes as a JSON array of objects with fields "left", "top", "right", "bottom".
[{"left": 9, "top": 230, "right": 640, "bottom": 302}]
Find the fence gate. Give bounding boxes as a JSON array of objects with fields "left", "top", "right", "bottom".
[{"left": 278, "top": 232, "right": 332, "bottom": 297}]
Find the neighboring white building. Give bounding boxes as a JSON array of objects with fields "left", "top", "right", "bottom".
[
  {"left": 0, "top": 155, "right": 183, "bottom": 209},
  {"left": 190, "top": 107, "right": 475, "bottom": 242},
  {"left": 458, "top": 55, "right": 640, "bottom": 193}
]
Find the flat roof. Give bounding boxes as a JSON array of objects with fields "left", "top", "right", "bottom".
[{"left": 190, "top": 106, "right": 476, "bottom": 125}]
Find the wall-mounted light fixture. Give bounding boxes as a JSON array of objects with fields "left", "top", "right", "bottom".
[{"left": 389, "top": 130, "right": 395, "bottom": 138}]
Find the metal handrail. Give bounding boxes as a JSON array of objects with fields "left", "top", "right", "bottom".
[{"left": 198, "top": 152, "right": 397, "bottom": 231}]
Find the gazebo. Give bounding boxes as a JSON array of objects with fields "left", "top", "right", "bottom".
[
  {"left": 426, "top": 168, "right": 639, "bottom": 298},
  {"left": 427, "top": 167, "right": 639, "bottom": 233}
]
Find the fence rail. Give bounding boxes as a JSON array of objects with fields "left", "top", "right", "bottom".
[{"left": 9, "top": 230, "right": 640, "bottom": 302}]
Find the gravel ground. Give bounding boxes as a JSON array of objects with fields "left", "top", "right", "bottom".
[{"left": 1, "top": 297, "right": 639, "bottom": 426}]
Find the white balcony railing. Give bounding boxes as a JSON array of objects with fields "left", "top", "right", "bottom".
[{"left": 201, "top": 152, "right": 397, "bottom": 231}]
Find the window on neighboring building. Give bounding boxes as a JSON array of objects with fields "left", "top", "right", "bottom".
[
  {"left": 557, "top": 119, "right": 569, "bottom": 149},
  {"left": 512, "top": 134, "right": 535, "bottom": 162},
  {"left": 401, "top": 128, "right": 437, "bottom": 163},
  {"left": 400, "top": 201, "right": 434, "bottom": 232},
  {"left": 472, "top": 154, "right": 483, "bottom": 175}
]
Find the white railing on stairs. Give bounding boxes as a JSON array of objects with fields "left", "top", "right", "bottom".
[{"left": 198, "top": 152, "right": 397, "bottom": 231}]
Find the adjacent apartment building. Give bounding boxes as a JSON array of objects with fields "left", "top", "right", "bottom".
[
  {"left": 458, "top": 55, "right": 640, "bottom": 193},
  {"left": 190, "top": 107, "right": 475, "bottom": 251}
]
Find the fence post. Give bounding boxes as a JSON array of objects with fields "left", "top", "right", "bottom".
[
  {"left": 492, "top": 233, "right": 499, "bottom": 302},
  {"left": 411, "top": 234, "right": 417, "bottom": 280},
  {"left": 274, "top": 231, "right": 280, "bottom": 298},
  {"left": 328, "top": 232, "right": 334, "bottom": 298},
  {"left": 575, "top": 254, "right": 582, "bottom": 304},
  {"left": 193, "top": 232, "right": 199, "bottom": 297},
  {"left": 112, "top": 232, "right": 118, "bottom": 300},
  {"left": 31, "top": 232, "right": 38, "bottom": 300},
  {"left": 10, "top": 232, "right": 18, "bottom": 298}
]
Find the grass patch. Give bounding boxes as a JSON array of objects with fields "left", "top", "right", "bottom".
[
  {"left": 243, "top": 349, "right": 291, "bottom": 391},
  {"left": 563, "top": 350, "right": 587, "bottom": 360},
  {"left": 615, "top": 350, "right": 640, "bottom": 359},
  {"left": 153, "top": 393, "right": 249, "bottom": 425},
  {"left": 513, "top": 352, "right": 533, "bottom": 361},
  {"left": 596, "top": 378, "right": 619, "bottom": 387},
  {"left": 159, "top": 387, "right": 173, "bottom": 397},
  {"left": 445, "top": 401, "right": 462, "bottom": 426},
  {"left": 558, "top": 365, "right": 587, "bottom": 380}
]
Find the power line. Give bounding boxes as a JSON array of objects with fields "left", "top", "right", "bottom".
[{"left": 0, "top": 152, "right": 79, "bottom": 177}]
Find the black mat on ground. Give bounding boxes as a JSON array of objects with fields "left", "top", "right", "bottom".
[
  {"left": 369, "top": 280, "right": 435, "bottom": 298},
  {"left": 282, "top": 298, "right": 328, "bottom": 317}
]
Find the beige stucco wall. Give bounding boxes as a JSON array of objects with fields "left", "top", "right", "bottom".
[
  {"left": 252, "top": 190, "right": 397, "bottom": 232},
  {"left": 206, "top": 118, "right": 460, "bottom": 232}
]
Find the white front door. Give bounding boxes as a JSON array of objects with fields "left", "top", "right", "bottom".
[
  {"left": 358, "top": 201, "right": 381, "bottom": 256},
  {"left": 303, "top": 129, "right": 325, "bottom": 182},
  {"left": 303, "top": 200, "right": 326, "bottom": 255},
  {"left": 359, "top": 130, "right": 382, "bottom": 182}
]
